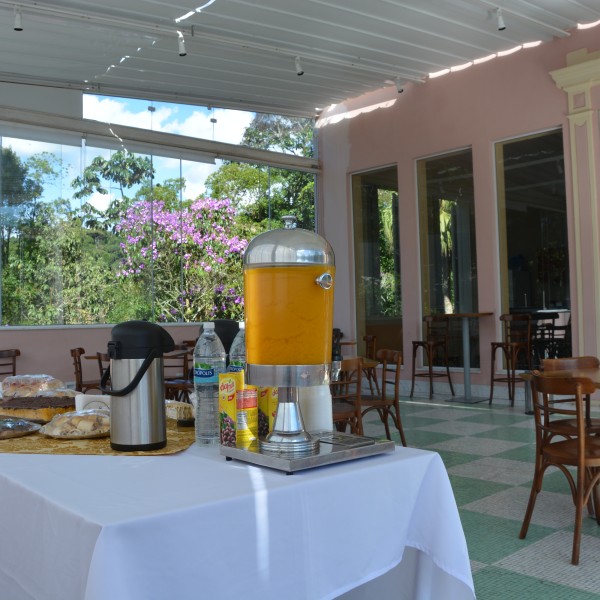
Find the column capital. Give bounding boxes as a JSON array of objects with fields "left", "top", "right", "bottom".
[{"left": 551, "top": 49, "right": 600, "bottom": 113}]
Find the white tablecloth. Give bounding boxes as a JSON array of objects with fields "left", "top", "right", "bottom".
[{"left": 0, "top": 444, "right": 474, "bottom": 600}]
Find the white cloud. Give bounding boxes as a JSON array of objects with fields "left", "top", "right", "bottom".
[{"left": 82, "top": 96, "right": 255, "bottom": 199}]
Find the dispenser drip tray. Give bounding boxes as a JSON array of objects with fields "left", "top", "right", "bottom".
[{"left": 220, "top": 432, "right": 395, "bottom": 474}]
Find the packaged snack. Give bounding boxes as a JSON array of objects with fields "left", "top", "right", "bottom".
[
  {"left": 258, "top": 386, "right": 279, "bottom": 437},
  {"left": 219, "top": 371, "right": 244, "bottom": 447},
  {"left": 39, "top": 409, "right": 110, "bottom": 439},
  {"left": 236, "top": 386, "right": 258, "bottom": 450},
  {"left": 2, "top": 375, "right": 64, "bottom": 398},
  {"left": 0, "top": 417, "right": 41, "bottom": 439}
]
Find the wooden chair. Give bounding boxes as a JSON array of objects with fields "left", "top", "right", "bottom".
[
  {"left": 410, "top": 315, "right": 455, "bottom": 399},
  {"left": 96, "top": 352, "right": 111, "bottom": 390},
  {"left": 70, "top": 347, "right": 101, "bottom": 393},
  {"left": 489, "top": 313, "right": 532, "bottom": 406},
  {"left": 362, "top": 334, "right": 380, "bottom": 398},
  {"left": 331, "top": 357, "right": 363, "bottom": 435},
  {"left": 530, "top": 312, "right": 559, "bottom": 369},
  {"left": 0, "top": 349, "right": 20, "bottom": 379},
  {"left": 361, "top": 349, "right": 407, "bottom": 446},
  {"left": 164, "top": 345, "right": 193, "bottom": 403},
  {"left": 519, "top": 372, "right": 600, "bottom": 565}
]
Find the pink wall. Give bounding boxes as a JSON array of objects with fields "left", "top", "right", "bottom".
[
  {"left": 0, "top": 324, "right": 199, "bottom": 386},
  {"left": 318, "top": 27, "right": 600, "bottom": 393}
]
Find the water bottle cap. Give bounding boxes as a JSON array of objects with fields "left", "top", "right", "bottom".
[
  {"left": 204, "top": 322, "right": 215, "bottom": 331},
  {"left": 238, "top": 321, "right": 245, "bottom": 329}
]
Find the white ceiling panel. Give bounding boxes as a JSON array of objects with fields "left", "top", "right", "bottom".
[{"left": 0, "top": 0, "right": 597, "bottom": 116}]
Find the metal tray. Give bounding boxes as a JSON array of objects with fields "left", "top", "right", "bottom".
[{"left": 220, "top": 431, "right": 396, "bottom": 474}]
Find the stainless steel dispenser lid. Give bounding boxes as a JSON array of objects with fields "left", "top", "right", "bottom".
[{"left": 243, "top": 215, "right": 335, "bottom": 267}]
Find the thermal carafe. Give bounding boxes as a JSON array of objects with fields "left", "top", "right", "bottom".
[{"left": 101, "top": 320, "right": 175, "bottom": 451}]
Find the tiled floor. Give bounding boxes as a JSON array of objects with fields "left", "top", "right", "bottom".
[{"left": 361, "top": 394, "right": 600, "bottom": 599}]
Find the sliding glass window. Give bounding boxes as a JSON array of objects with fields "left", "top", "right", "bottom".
[
  {"left": 0, "top": 127, "right": 314, "bottom": 326},
  {"left": 416, "top": 148, "right": 478, "bottom": 367},
  {"left": 352, "top": 166, "right": 402, "bottom": 356},
  {"left": 495, "top": 129, "right": 570, "bottom": 360}
]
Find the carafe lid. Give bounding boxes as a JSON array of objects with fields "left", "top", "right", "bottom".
[
  {"left": 243, "top": 215, "right": 335, "bottom": 267},
  {"left": 108, "top": 320, "right": 175, "bottom": 359}
]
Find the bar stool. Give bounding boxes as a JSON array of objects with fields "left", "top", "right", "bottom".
[
  {"left": 489, "top": 313, "right": 532, "bottom": 406},
  {"left": 410, "top": 315, "right": 455, "bottom": 399}
]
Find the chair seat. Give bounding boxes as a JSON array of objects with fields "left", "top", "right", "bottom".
[
  {"left": 544, "top": 436, "right": 600, "bottom": 466},
  {"left": 550, "top": 417, "right": 600, "bottom": 437}
]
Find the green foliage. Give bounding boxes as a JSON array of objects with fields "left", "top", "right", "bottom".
[
  {"left": 1, "top": 114, "right": 318, "bottom": 326},
  {"left": 207, "top": 114, "right": 316, "bottom": 230}
]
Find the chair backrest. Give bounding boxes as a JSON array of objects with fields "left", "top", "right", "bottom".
[
  {"left": 331, "top": 358, "right": 362, "bottom": 409},
  {"left": 501, "top": 313, "right": 531, "bottom": 347},
  {"left": 424, "top": 315, "right": 450, "bottom": 343},
  {"left": 163, "top": 345, "right": 191, "bottom": 381},
  {"left": 331, "top": 357, "right": 363, "bottom": 433},
  {"left": 70, "top": 347, "right": 85, "bottom": 391},
  {"left": 376, "top": 348, "right": 402, "bottom": 404},
  {"left": 363, "top": 334, "right": 377, "bottom": 360},
  {"left": 96, "top": 352, "right": 110, "bottom": 377},
  {"left": 0, "top": 349, "right": 20, "bottom": 378},
  {"left": 532, "top": 371, "right": 595, "bottom": 442},
  {"left": 542, "top": 356, "right": 600, "bottom": 372}
]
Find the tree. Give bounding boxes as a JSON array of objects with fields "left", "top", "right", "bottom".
[
  {"left": 115, "top": 197, "right": 247, "bottom": 322},
  {"left": 206, "top": 114, "right": 316, "bottom": 230},
  {"left": 71, "top": 149, "right": 155, "bottom": 231}
]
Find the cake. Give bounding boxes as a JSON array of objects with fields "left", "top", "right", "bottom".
[
  {"left": 0, "top": 396, "right": 76, "bottom": 423},
  {"left": 0, "top": 375, "right": 77, "bottom": 422}
]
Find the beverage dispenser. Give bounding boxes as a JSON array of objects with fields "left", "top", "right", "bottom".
[{"left": 244, "top": 215, "right": 335, "bottom": 456}]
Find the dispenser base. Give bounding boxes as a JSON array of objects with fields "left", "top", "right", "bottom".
[
  {"left": 221, "top": 432, "right": 395, "bottom": 474},
  {"left": 259, "top": 435, "right": 320, "bottom": 457}
]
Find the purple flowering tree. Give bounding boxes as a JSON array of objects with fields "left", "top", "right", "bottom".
[{"left": 116, "top": 197, "right": 247, "bottom": 322}]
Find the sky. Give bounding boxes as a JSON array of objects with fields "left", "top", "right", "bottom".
[{"left": 4, "top": 95, "right": 255, "bottom": 211}]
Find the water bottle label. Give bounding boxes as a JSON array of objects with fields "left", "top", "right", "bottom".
[
  {"left": 228, "top": 360, "right": 245, "bottom": 372},
  {"left": 194, "top": 363, "right": 218, "bottom": 384}
]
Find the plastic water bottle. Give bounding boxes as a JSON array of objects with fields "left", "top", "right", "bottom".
[
  {"left": 228, "top": 322, "right": 246, "bottom": 372},
  {"left": 193, "top": 322, "right": 226, "bottom": 445}
]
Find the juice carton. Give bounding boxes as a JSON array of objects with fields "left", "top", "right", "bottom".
[
  {"left": 219, "top": 371, "right": 244, "bottom": 447},
  {"left": 236, "top": 385, "right": 258, "bottom": 450},
  {"left": 258, "top": 386, "right": 279, "bottom": 437}
]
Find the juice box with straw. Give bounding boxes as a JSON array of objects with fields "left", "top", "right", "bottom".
[
  {"left": 218, "top": 371, "right": 244, "bottom": 447},
  {"left": 258, "top": 386, "right": 279, "bottom": 437},
  {"left": 236, "top": 385, "right": 258, "bottom": 450}
]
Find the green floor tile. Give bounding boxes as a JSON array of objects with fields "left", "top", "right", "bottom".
[
  {"left": 474, "top": 566, "right": 600, "bottom": 600},
  {"left": 435, "top": 448, "right": 482, "bottom": 468},
  {"left": 449, "top": 474, "right": 512, "bottom": 506},
  {"left": 462, "top": 412, "right": 532, "bottom": 427},
  {"left": 400, "top": 415, "right": 452, "bottom": 428},
  {"left": 458, "top": 509, "right": 556, "bottom": 564},
  {"left": 472, "top": 425, "right": 536, "bottom": 443},
  {"left": 492, "top": 443, "right": 537, "bottom": 463}
]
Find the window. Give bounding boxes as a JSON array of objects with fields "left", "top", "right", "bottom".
[
  {"left": 417, "top": 149, "right": 478, "bottom": 367},
  {"left": 0, "top": 106, "right": 316, "bottom": 326},
  {"left": 496, "top": 129, "right": 569, "bottom": 312},
  {"left": 352, "top": 166, "right": 402, "bottom": 356}
]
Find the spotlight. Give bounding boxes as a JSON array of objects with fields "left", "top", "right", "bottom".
[
  {"left": 178, "top": 34, "right": 186, "bottom": 57},
  {"left": 295, "top": 56, "right": 304, "bottom": 77},
  {"left": 395, "top": 78, "right": 404, "bottom": 94},
  {"left": 496, "top": 8, "right": 506, "bottom": 31},
  {"left": 14, "top": 8, "right": 22, "bottom": 32}
]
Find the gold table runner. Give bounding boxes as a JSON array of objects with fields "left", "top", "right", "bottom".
[{"left": 0, "top": 420, "right": 195, "bottom": 456}]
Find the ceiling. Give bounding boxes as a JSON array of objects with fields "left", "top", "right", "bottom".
[{"left": 0, "top": 0, "right": 598, "bottom": 118}]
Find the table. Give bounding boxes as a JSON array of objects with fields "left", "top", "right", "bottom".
[
  {"left": 445, "top": 312, "right": 494, "bottom": 404},
  {"left": 0, "top": 444, "right": 474, "bottom": 600}
]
